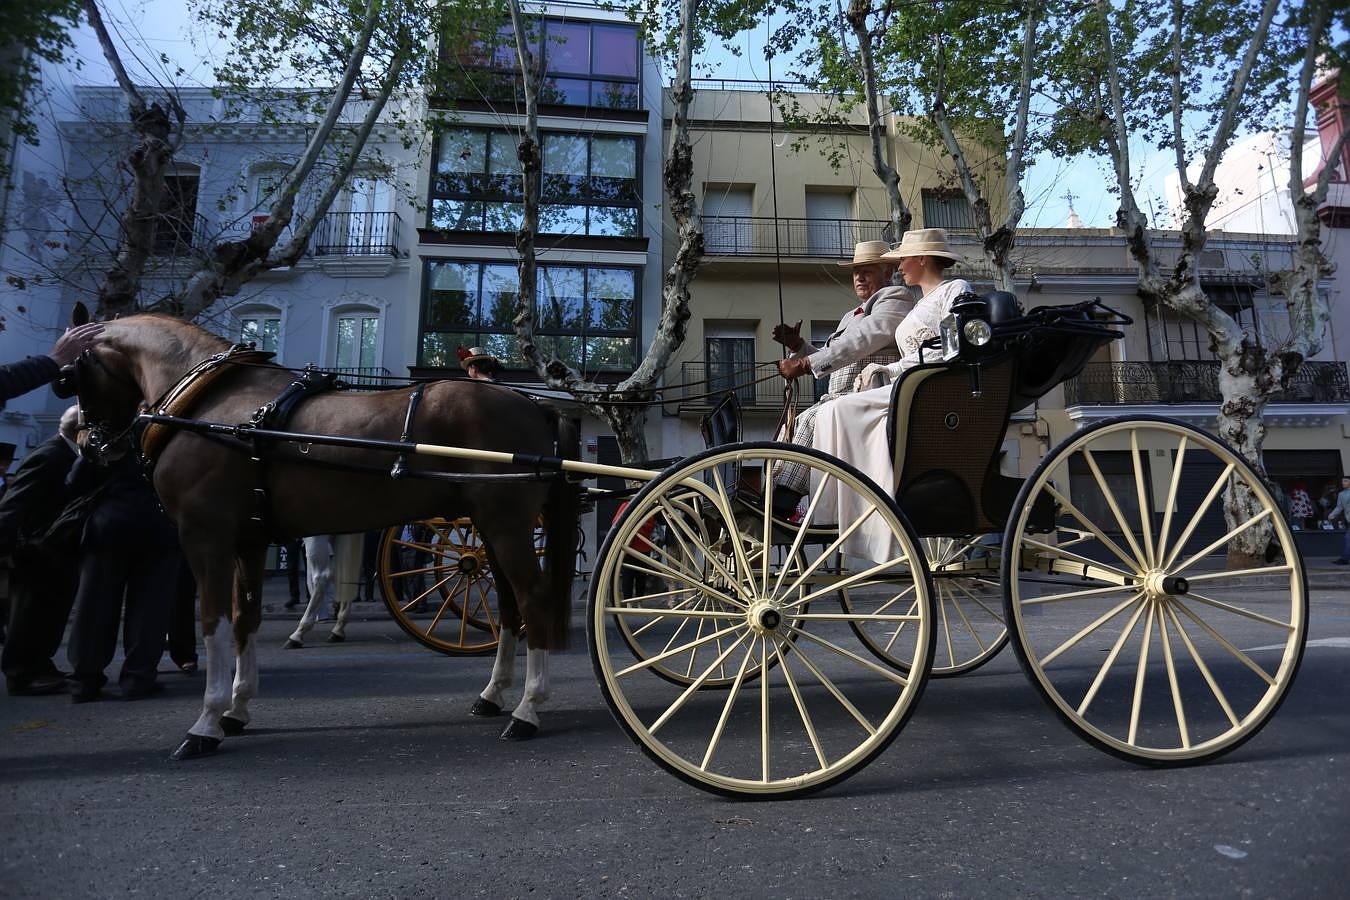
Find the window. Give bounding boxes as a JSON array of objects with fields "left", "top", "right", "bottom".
[
  {"left": 703, "top": 187, "right": 753, "bottom": 254},
  {"left": 443, "top": 18, "right": 641, "bottom": 110},
  {"left": 239, "top": 311, "right": 281, "bottom": 354},
  {"left": 153, "top": 168, "right": 201, "bottom": 254},
  {"left": 333, "top": 309, "right": 381, "bottom": 369},
  {"left": 705, "top": 322, "right": 756, "bottom": 405},
  {"left": 804, "top": 190, "right": 853, "bottom": 257},
  {"left": 1265, "top": 450, "right": 1344, "bottom": 531},
  {"left": 421, "top": 260, "right": 638, "bottom": 372},
  {"left": 429, "top": 128, "right": 640, "bottom": 237},
  {"left": 921, "top": 189, "right": 973, "bottom": 230}
]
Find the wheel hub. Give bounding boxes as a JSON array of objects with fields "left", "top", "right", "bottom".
[
  {"left": 748, "top": 601, "right": 783, "bottom": 634},
  {"left": 1141, "top": 569, "right": 1189, "bottom": 598},
  {"left": 458, "top": 550, "right": 487, "bottom": 575}
]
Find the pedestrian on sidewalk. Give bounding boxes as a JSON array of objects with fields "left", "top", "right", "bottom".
[{"left": 1330, "top": 476, "right": 1350, "bottom": 565}]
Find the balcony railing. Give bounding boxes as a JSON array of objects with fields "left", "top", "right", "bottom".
[
  {"left": 328, "top": 366, "right": 394, "bottom": 389},
  {"left": 151, "top": 212, "right": 211, "bottom": 255},
  {"left": 312, "top": 211, "right": 403, "bottom": 257},
  {"left": 700, "top": 216, "right": 891, "bottom": 258},
  {"left": 673, "top": 361, "right": 826, "bottom": 411},
  {"left": 1064, "top": 361, "right": 1350, "bottom": 406}
]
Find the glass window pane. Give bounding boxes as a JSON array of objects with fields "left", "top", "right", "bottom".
[
  {"left": 487, "top": 132, "right": 519, "bottom": 175},
  {"left": 540, "top": 77, "right": 589, "bottom": 106},
  {"left": 262, "top": 318, "right": 280, "bottom": 353},
  {"left": 591, "top": 25, "right": 638, "bottom": 78},
  {"left": 585, "top": 337, "right": 634, "bottom": 371},
  {"left": 538, "top": 266, "right": 585, "bottom": 330},
  {"left": 491, "top": 22, "right": 524, "bottom": 68},
  {"left": 546, "top": 21, "right": 589, "bottom": 75},
  {"left": 590, "top": 136, "right": 635, "bottom": 179},
  {"left": 539, "top": 204, "right": 587, "bottom": 235},
  {"left": 421, "top": 331, "right": 451, "bottom": 367},
  {"left": 359, "top": 316, "right": 379, "bottom": 368},
  {"left": 481, "top": 265, "right": 520, "bottom": 328},
  {"left": 336, "top": 318, "right": 357, "bottom": 368},
  {"left": 483, "top": 202, "right": 523, "bottom": 232},
  {"left": 587, "top": 206, "right": 638, "bottom": 237},
  {"left": 591, "top": 81, "right": 639, "bottom": 110},
  {"left": 482, "top": 333, "right": 521, "bottom": 366},
  {"left": 426, "top": 261, "right": 479, "bottom": 329},
  {"left": 586, "top": 268, "right": 635, "bottom": 332},
  {"left": 430, "top": 199, "right": 483, "bottom": 231},
  {"left": 436, "top": 129, "right": 486, "bottom": 194}
]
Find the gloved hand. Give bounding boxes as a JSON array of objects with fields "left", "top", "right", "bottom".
[
  {"left": 772, "top": 320, "right": 804, "bottom": 352},
  {"left": 777, "top": 356, "right": 813, "bottom": 379},
  {"left": 854, "top": 362, "right": 891, "bottom": 392}
]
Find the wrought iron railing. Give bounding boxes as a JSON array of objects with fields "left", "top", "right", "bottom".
[
  {"left": 674, "top": 361, "right": 826, "bottom": 411},
  {"left": 1064, "top": 361, "right": 1350, "bottom": 406},
  {"left": 700, "top": 216, "right": 891, "bottom": 258},
  {"left": 151, "top": 212, "right": 211, "bottom": 255},
  {"left": 329, "top": 366, "right": 394, "bottom": 389},
  {"left": 312, "top": 211, "right": 403, "bottom": 257}
]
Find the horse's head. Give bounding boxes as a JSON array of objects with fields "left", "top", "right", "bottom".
[{"left": 53, "top": 303, "right": 145, "bottom": 463}]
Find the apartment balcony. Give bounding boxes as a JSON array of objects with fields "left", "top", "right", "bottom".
[
  {"left": 1063, "top": 361, "right": 1350, "bottom": 427},
  {"left": 312, "top": 211, "right": 404, "bottom": 257},
  {"left": 150, "top": 212, "right": 211, "bottom": 256},
  {"left": 700, "top": 216, "right": 891, "bottom": 259},
  {"left": 671, "top": 361, "right": 826, "bottom": 413}
]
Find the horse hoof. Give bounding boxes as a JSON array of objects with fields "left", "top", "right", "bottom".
[
  {"left": 327, "top": 633, "right": 345, "bottom": 643},
  {"left": 499, "top": 717, "right": 538, "bottom": 741},
  {"left": 283, "top": 639, "right": 302, "bottom": 649},
  {"left": 219, "top": 715, "right": 247, "bottom": 736},
  {"left": 470, "top": 697, "right": 503, "bottom": 718},
  {"left": 170, "top": 733, "right": 222, "bottom": 761}
]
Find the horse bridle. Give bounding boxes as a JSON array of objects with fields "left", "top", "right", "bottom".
[{"left": 57, "top": 348, "right": 145, "bottom": 463}]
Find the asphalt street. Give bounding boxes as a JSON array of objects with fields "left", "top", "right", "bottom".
[{"left": 2, "top": 574, "right": 1348, "bottom": 898}]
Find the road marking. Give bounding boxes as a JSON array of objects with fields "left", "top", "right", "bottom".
[{"left": 1244, "top": 637, "right": 1350, "bottom": 651}]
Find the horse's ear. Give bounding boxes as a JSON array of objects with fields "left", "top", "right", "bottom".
[{"left": 71, "top": 302, "right": 91, "bottom": 327}]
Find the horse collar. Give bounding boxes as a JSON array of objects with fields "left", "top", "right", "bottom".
[{"left": 140, "top": 345, "right": 276, "bottom": 464}]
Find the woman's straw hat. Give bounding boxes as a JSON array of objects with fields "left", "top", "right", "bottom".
[
  {"left": 835, "top": 240, "right": 894, "bottom": 268},
  {"left": 883, "top": 227, "right": 963, "bottom": 262},
  {"left": 456, "top": 346, "right": 500, "bottom": 369}
]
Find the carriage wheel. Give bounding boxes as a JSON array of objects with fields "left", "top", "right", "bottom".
[
  {"left": 845, "top": 535, "right": 1008, "bottom": 677},
  {"left": 378, "top": 518, "right": 502, "bottom": 656},
  {"left": 590, "top": 442, "right": 935, "bottom": 798},
  {"left": 1003, "top": 416, "right": 1308, "bottom": 765}
]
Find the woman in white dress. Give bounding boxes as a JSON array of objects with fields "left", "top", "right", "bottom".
[{"left": 810, "top": 228, "right": 972, "bottom": 560}]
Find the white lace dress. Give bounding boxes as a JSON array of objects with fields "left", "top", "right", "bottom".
[{"left": 809, "top": 279, "right": 972, "bottom": 560}]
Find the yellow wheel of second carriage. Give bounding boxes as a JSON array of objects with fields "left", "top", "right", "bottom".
[{"left": 378, "top": 518, "right": 503, "bottom": 656}]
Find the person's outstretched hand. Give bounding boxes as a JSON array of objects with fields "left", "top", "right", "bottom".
[
  {"left": 777, "top": 356, "right": 812, "bottom": 379},
  {"left": 49, "top": 322, "right": 104, "bottom": 366},
  {"left": 772, "top": 320, "right": 804, "bottom": 352}
]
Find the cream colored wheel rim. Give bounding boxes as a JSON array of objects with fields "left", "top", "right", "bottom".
[
  {"left": 1006, "top": 418, "right": 1308, "bottom": 762},
  {"left": 590, "top": 443, "right": 934, "bottom": 797}
]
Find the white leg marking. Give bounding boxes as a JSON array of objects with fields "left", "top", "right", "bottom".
[
  {"left": 290, "top": 536, "right": 333, "bottom": 643},
  {"left": 511, "top": 648, "right": 551, "bottom": 728},
  {"left": 480, "top": 631, "right": 519, "bottom": 708},
  {"left": 225, "top": 633, "right": 258, "bottom": 725},
  {"left": 189, "top": 626, "right": 234, "bottom": 739}
]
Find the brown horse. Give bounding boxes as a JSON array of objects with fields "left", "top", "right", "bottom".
[{"left": 58, "top": 308, "right": 579, "bottom": 759}]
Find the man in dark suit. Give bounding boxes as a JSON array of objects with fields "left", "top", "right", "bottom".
[{"left": 0, "top": 406, "right": 82, "bottom": 695}]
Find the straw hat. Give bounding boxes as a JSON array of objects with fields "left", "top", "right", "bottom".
[
  {"left": 456, "top": 346, "right": 501, "bottom": 369},
  {"left": 883, "top": 227, "right": 962, "bottom": 262},
  {"left": 835, "top": 240, "right": 894, "bottom": 268}
]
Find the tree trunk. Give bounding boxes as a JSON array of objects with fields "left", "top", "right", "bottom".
[{"left": 845, "top": 0, "right": 909, "bottom": 238}]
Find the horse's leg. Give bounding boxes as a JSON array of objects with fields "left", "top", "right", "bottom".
[
  {"left": 328, "top": 533, "right": 361, "bottom": 643},
  {"left": 472, "top": 537, "right": 520, "bottom": 718},
  {"left": 285, "top": 536, "right": 332, "bottom": 649},
  {"left": 475, "top": 527, "right": 549, "bottom": 740},
  {"left": 221, "top": 545, "right": 266, "bottom": 736},
  {"left": 171, "top": 541, "right": 236, "bottom": 761}
]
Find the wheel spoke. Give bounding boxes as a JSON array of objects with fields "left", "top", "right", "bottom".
[
  {"left": 788, "top": 626, "right": 911, "bottom": 687},
  {"left": 1160, "top": 463, "right": 1236, "bottom": 569},
  {"left": 1170, "top": 598, "right": 1277, "bottom": 686},
  {"left": 776, "top": 635, "right": 879, "bottom": 736},
  {"left": 949, "top": 579, "right": 1004, "bottom": 623},
  {"left": 1127, "top": 602, "right": 1157, "bottom": 745},
  {"left": 1171, "top": 509, "right": 1273, "bottom": 576},
  {"left": 1155, "top": 435, "right": 1188, "bottom": 565},
  {"left": 944, "top": 590, "right": 989, "bottom": 654},
  {"left": 1157, "top": 609, "right": 1191, "bottom": 749},
  {"left": 1181, "top": 591, "right": 1296, "bottom": 631},
  {"left": 615, "top": 621, "right": 744, "bottom": 679},
  {"left": 1044, "top": 483, "right": 1140, "bottom": 572},
  {"left": 773, "top": 638, "right": 829, "bottom": 771},
  {"left": 1018, "top": 581, "right": 1138, "bottom": 607},
  {"left": 770, "top": 476, "right": 832, "bottom": 598},
  {"left": 788, "top": 554, "right": 912, "bottom": 611},
  {"left": 1130, "top": 432, "right": 1157, "bottom": 568},
  {"left": 1076, "top": 600, "right": 1149, "bottom": 717},
  {"left": 1082, "top": 447, "right": 1148, "bottom": 568},
  {"left": 1040, "top": 592, "right": 1144, "bottom": 666},
  {"left": 938, "top": 587, "right": 956, "bottom": 667},
  {"left": 1161, "top": 602, "right": 1240, "bottom": 727},
  {"left": 654, "top": 495, "right": 749, "bottom": 606},
  {"left": 760, "top": 638, "right": 770, "bottom": 783},
  {"left": 707, "top": 466, "right": 758, "bottom": 598},
  {"left": 648, "top": 631, "right": 753, "bottom": 735},
  {"left": 1022, "top": 538, "right": 1137, "bottom": 583},
  {"left": 699, "top": 637, "right": 760, "bottom": 771}
]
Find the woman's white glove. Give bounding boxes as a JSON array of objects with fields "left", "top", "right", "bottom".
[{"left": 854, "top": 362, "right": 892, "bottom": 392}]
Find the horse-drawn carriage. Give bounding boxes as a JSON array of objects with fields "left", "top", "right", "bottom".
[{"left": 60, "top": 293, "right": 1307, "bottom": 798}]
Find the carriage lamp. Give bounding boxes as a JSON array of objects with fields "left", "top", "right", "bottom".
[{"left": 963, "top": 318, "right": 993, "bottom": 347}]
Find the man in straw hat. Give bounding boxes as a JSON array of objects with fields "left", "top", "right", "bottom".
[
  {"left": 770, "top": 239, "right": 915, "bottom": 508},
  {"left": 456, "top": 346, "right": 504, "bottom": 382}
]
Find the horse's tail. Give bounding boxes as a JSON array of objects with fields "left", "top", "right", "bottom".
[{"left": 543, "top": 414, "right": 581, "bottom": 648}]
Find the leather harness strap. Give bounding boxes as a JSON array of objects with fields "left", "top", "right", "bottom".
[{"left": 140, "top": 346, "right": 276, "bottom": 464}]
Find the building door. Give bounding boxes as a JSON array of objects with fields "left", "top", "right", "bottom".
[
  {"left": 804, "top": 190, "right": 852, "bottom": 257},
  {"left": 704, "top": 187, "right": 752, "bottom": 253}
]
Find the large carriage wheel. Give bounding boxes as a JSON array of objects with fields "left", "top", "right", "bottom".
[
  {"left": 590, "top": 442, "right": 935, "bottom": 798},
  {"left": 845, "top": 535, "right": 1008, "bottom": 677},
  {"left": 378, "top": 518, "right": 504, "bottom": 656},
  {"left": 1003, "top": 416, "right": 1308, "bottom": 765}
]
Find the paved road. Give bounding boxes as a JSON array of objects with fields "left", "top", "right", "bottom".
[{"left": 2, "top": 579, "right": 1348, "bottom": 898}]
